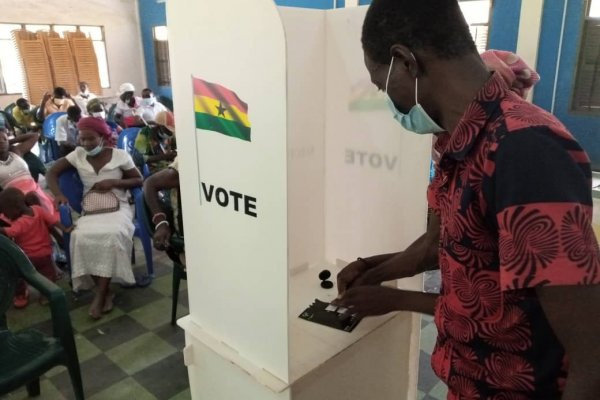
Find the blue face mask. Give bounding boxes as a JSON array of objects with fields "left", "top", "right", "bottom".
[
  {"left": 384, "top": 57, "right": 445, "bottom": 134},
  {"left": 85, "top": 140, "right": 103, "bottom": 157}
]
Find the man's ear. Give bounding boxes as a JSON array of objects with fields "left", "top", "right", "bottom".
[{"left": 389, "top": 44, "right": 420, "bottom": 78}]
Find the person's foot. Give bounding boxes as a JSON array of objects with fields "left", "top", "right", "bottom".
[
  {"left": 13, "top": 288, "right": 30, "bottom": 309},
  {"left": 102, "top": 292, "right": 115, "bottom": 313},
  {"left": 89, "top": 292, "right": 104, "bottom": 320}
]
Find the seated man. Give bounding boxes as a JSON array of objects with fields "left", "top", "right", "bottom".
[
  {"left": 138, "top": 88, "right": 168, "bottom": 123},
  {"left": 133, "top": 111, "right": 176, "bottom": 173},
  {"left": 41, "top": 87, "right": 77, "bottom": 120},
  {"left": 143, "top": 158, "right": 184, "bottom": 266},
  {"left": 114, "top": 82, "right": 142, "bottom": 128},
  {"left": 73, "top": 82, "right": 97, "bottom": 116},
  {"left": 55, "top": 106, "right": 81, "bottom": 156},
  {"left": 12, "top": 98, "right": 36, "bottom": 130}
]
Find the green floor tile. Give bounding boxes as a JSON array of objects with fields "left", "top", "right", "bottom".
[
  {"left": 129, "top": 297, "right": 189, "bottom": 331},
  {"left": 428, "top": 380, "right": 449, "bottom": 400},
  {"left": 420, "top": 323, "right": 439, "bottom": 356},
  {"left": 169, "top": 388, "right": 191, "bottom": 400},
  {"left": 88, "top": 377, "right": 157, "bottom": 400},
  {"left": 105, "top": 332, "right": 176, "bottom": 375},
  {"left": 7, "top": 302, "right": 54, "bottom": 331},
  {"left": 43, "top": 365, "right": 67, "bottom": 379},
  {"left": 73, "top": 333, "right": 103, "bottom": 362},
  {"left": 70, "top": 304, "right": 125, "bottom": 333},
  {"left": 2, "top": 379, "right": 66, "bottom": 400},
  {"left": 149, "top": 274, "right": 175, "bottom": 297},
  {"left": 417, "top": 390, "right": 427, "bottom": 400}
]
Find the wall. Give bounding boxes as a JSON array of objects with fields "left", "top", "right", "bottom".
[
  {"left": 0, "top": 0, "right": 146, "bottom": 109},
  {"left": 137, "top": 0, "right": 171, "bottom": 100},
  {"left": 534, "top": 0, "right": 600, "bottom": 168}
]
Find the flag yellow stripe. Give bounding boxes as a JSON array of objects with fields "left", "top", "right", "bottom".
[{"left": 194, "top": 95, "right": 250, "bottom": 127}]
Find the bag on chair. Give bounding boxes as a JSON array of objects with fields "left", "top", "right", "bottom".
[{"left": 81, "top": 190, "right": 120, "bottom": 215}]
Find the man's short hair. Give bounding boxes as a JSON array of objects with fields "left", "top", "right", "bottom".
[
  {"left": 362, "top": 0, "right": 477, "bottom": 64},
  {"left": 53, "top": 87, "right": 67, "bottom": 98},
  {"left": 67, "top": 106, "right": 81, "bottom": 120},
  {"left": 16, "top": 98, "right": 28, "bottom": 108}
]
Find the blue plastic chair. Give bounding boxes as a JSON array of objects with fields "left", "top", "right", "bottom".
[
  {"left": 42, "top": 112, "right": 66, "bottom": 162},
  {"left": 117, "top": 127, "right": 150, "bottom": 177},
  {"left": 57, "top": 167, "right": 154, "bottom": 286}
]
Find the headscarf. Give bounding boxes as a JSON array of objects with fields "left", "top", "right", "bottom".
[
  {"left": 77, "top": 117, "right": 115, "bottom": 147},
  {"left": 481, "top": 50, "right": 540, "bottom": 99}
]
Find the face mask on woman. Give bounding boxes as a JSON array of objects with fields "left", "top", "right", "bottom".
[
  {"left": 141, "top": 97, "right": 154, "bottom": 107},
  {"left": 91, "top": 111, "right": 106, "bottom": 120},
  {"left": 54, "top": 98, "right": 66, "bottom": 106},
  {"left": 85, "top": 140, "right": 104, "bottom": 157}
]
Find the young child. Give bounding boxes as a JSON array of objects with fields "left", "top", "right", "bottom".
[{"left": 0, "top": 188, "right": 73, "bottom": 307}]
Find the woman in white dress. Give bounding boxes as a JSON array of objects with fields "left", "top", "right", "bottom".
[{"left": 46, "top": 117, "right": 142, "bottom": 319}]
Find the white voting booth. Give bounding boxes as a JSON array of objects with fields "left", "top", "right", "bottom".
[{"left": 167, "top": 1, "right": 432, "bottom": 398}]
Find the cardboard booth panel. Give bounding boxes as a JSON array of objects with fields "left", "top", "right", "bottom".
[
  {"left": 280, "top": 7, "right": 327, "bottom": 270},
  {"left": 324, "top": 8, "right": 431, "bottom": 262},
  {"left": 167, "top": 0, "right": 290, "bottom": 382}
]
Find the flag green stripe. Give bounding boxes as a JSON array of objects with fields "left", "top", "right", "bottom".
[{"left": 195, "top": 112, "right": 251, "bottom": 142}]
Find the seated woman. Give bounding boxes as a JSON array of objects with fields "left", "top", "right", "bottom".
[
  {"left": 46, "top": 117, "right": 143, "bottom": 319},
  {"left": 133, "top": 111, "right": 177, "bottom": 173},
  {"left": 0, "top": 129, "right": 53, "bottom": 212},
  {"left": 143, "top": 157, "right": 184, "bottom": 266}
]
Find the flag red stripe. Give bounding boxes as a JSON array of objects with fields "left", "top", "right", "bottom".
[{"left": 193, "top": 77, "right": 248, "bottom": 114}]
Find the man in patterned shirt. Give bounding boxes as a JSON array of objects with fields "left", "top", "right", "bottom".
[{"left": 335, "top": 0, "right": 600, "bottom": 398}]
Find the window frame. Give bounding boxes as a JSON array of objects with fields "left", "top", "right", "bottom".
[
  {"left": 0, "top": 21, "right": 111, "bottom": 95},
  {"left": 152, "top": 25, "right": 171, "bottom": 87}
]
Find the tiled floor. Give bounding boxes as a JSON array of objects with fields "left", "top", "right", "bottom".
[
  {"left": 3, "top": 241, "right": 447, "bottom": 400},
  {"left": 1, "top": 243, "right": 190, "bottom": 400}
]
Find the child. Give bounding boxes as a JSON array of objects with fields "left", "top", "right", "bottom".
[{"left": 0, "top": 188, "right": 73, "bottom": 307}]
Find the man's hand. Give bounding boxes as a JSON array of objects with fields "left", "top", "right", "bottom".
[
  {"left": 337, "top": 259, "right": 370, "bottom": 294},
  {"left": 163, "top": 150, "right": 177, "bottom": 162},
  {"left": 91, "top": 179, "right": 115, "bottom": 192},
  {"left": 335, "top": 286, "right": 405, "bottom": 318},
  {"left": 53, "top": 194, "right": 69, "bottom": 208},
  {"left": 42, "top": 92, "right": 52, "bottom": 102}
]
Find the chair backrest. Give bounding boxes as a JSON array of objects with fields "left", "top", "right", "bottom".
[
  {"left": 107, "top": 103, "right": 117, "bottom": 122},
  {"left": 0, "top": 237, "right": 19, "bottom": 323},
  {"left": 42, "top": 112, "right": 66, "bottom": 140},
  {"left": 58, "top": 167, "right": 84, "bottom": 214},
  {"left": 117, "top": 127, "right": 141, "bottom": 155},
  {"left": 3, "top": 103, "right": 15, "bottom": 115}
]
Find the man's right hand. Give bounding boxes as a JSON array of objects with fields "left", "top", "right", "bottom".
[
  {"left": 54, "top": 194, "right": 69, "bottom": 208},
  {"left": 337, "top": 259, "right": 370, "bottom": 295}
]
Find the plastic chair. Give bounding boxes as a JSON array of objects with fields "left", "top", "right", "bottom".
[
  {"left": 57, "top": 168, "right": 154, "bottom": 286},
  {"left": 137, "top": 193, "right": 186, "bottom": 325},
  {"left": 117, "top": 127, "right": 150, "bottom": 178},
  {"left": 107, "top": 103, "right": 117, "bottom": 123},
  {"left": 3, "top": 102, "right": 16, "bottom": 115},
  {"left": 41, "top": 112, "right": 66, "bottom": 162},
  {"left": 0, "top": 235, "right": 84, "bottom": 399}
]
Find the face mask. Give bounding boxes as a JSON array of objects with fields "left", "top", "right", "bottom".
[
  {"left": 92, "top": 111, "right": 106, "bottom": 120},
  {"left": 54, "top": 98, "right": 65, "bottom": 106},
  {"left": 85, "top": 140, "right": 103, "bottom": 157},
  {"left": 384, "top": 57, "right": 444, "bottom": 134},
  {"left": 141, "top": 97, "right": 154, "bottom": 107}
]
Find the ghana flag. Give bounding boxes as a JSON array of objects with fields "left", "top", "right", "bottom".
[{"left": 193, "top": 77, "right": 251, "bottom": 142}]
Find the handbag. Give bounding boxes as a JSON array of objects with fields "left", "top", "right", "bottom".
[{"left": 81, "top": 190, "right": 120, "bottom": 215}]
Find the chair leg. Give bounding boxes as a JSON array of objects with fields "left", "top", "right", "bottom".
[
  {"left": 66, "top": 355, "right": 85, "bottom": 400},
  {"left": 25, "top": 378, "right": 40, "bottom": 397},
  {"left": 171, "top": 264, "right": 183, "bottom": 326},
  {"left": 139, "top": 229, "right": 154, "bottom": 277}
]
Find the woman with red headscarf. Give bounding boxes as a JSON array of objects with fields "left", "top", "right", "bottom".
[{"left": 46, "top": 117, "right": 142, "bottom": 319}]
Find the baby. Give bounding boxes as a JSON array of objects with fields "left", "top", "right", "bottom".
[{"left": 0, "top": 188, "right": 73, "bottom": 307}]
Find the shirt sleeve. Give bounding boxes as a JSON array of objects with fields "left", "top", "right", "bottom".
[
  {"left": 118, "top": 149, "right": 136, "bottom": 171},
  {"left": 488, "top": 127, "right": 600, "bottom": 290},
  {"left": 65, "top": 146, "right": 82, "bottom": 167},
  {"left": 37, "top": 206, "right": 59, "bottom": 227},
  {"left": 3, "top": 218, "right": 25, "bottom": 238}
]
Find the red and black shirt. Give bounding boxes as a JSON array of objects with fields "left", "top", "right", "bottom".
[{"left": 428, "top": 73, "right": 600, "bottom": 399}]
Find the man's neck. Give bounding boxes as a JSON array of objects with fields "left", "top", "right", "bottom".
[{"left": 425, "top": 54, "right": 491, "bottom": 134}]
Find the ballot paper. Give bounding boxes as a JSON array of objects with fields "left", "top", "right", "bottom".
[{"left": 298, "top": 299, "right": 362, "bottom": 332}]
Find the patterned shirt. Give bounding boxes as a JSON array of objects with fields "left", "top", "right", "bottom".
[{"left": 428, "top": 73, "right": 600, "bottom": 399}]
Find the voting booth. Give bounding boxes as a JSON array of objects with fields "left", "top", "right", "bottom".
[{"left": 167, "top": 1, "right": 432, "bottom": 398}]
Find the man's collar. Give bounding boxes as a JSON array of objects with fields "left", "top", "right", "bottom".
[{"left": 438, "top": 73, "right": 509, "bottom": 161}]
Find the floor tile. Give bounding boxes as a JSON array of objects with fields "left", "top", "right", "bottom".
[
  {"left": 149, "top": 274, "right": 175, "bottom": 297},
  {"left": 177, "top": 288, "right": 189, "bottom": 309},
  {"left": 154, "top": 323, "right": 186, "bottom": 349},
  {"left": 419, "top": 322, "right": 439, "bottom": 356},
  {"left": 168, "top": 388, "right": 191, "bottom": 400},
  {"left": 105, "top": 332, "right": 177, "bottom": 375},
  {"left": 130, "top": 297, "right": 189, "bottom": 331},
  {"left": 70, "top": 304, "right": 125, "bottom": 333},
  {"left": 72, "top": 333, "right": 103, "bottom": 363},
  {"left": 428, "top": 380, "right": 449, "bottom": 400},
  {"left": 113, "top": 287, "right": 164, "bottom": 313},
  {"left": 1, "top": 379, "right": 66, "bottom": 400},
  {"left": 417, "top": 350, "right": 438, "bottom": 393},
  {"left": 133, "top": 352, "right": 189, "bottom": 399},
  {"left": 88, "top": 377, "right": 157, "bottom": 400},
  {"left": 82, "top": 315, "right": 149, "bottom": 351},
  {"left": 50, "top": 354, "right": 127, "bottom": 399}
]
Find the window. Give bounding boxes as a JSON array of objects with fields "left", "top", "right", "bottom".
[
  {"left": 153, "top": 26, "right": 171, "bottom": 86},
  {"left": 0, "top": 22, "right": 110, "bottom": 94},
  {"left": 573, "top": 0, "right": 600, "bottom": 113},
  {"left": 459, "top": 0, "right": 492, "bottom": 53}
]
